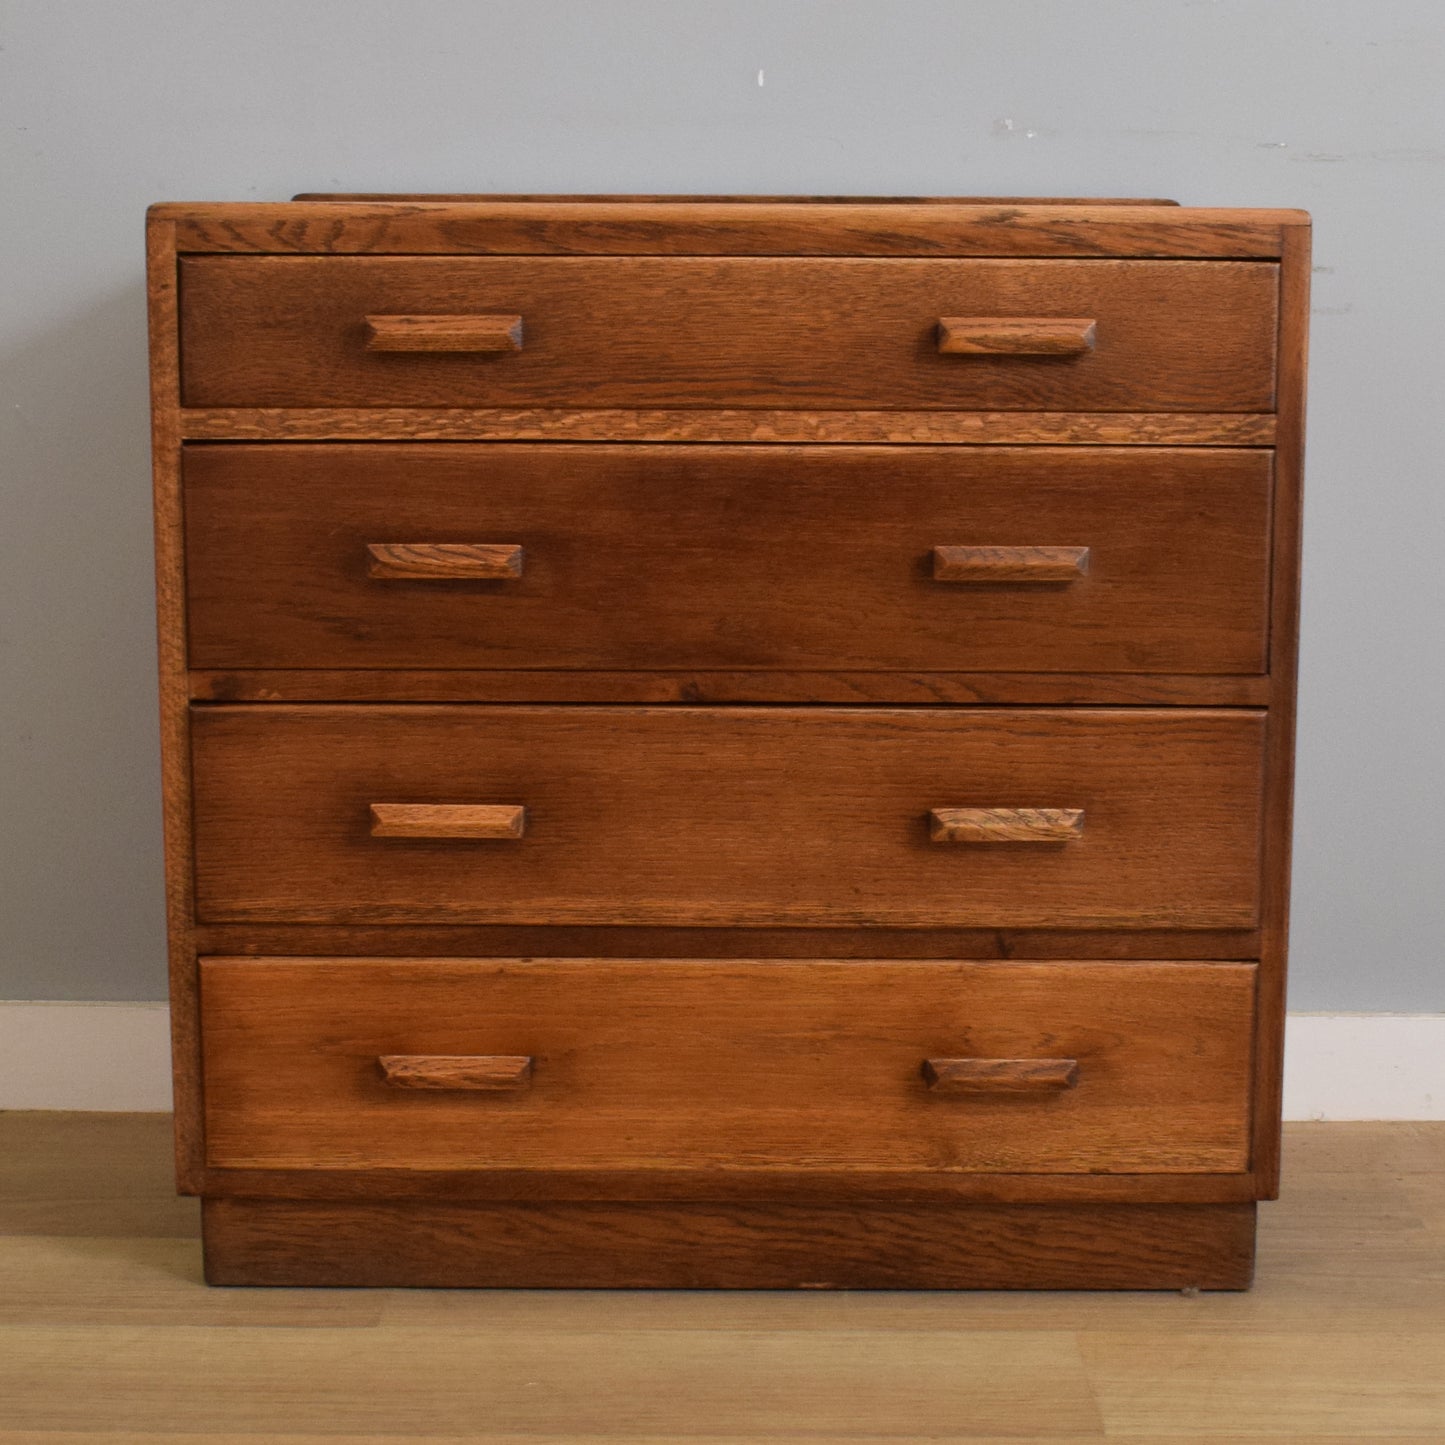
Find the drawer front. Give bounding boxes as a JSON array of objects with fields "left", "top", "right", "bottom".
[
  {"left": 184, "top": 444, "right": 1273, "bottom": 675},
  {"left": 190, "top": 706, "right": 1266, "bottom": 928},
  {"left": 199, "top": 957, "right": 1255, "bottom": 1174},
  {"left": 179, "top": 256, "right": 1278, "bottom": 411}
]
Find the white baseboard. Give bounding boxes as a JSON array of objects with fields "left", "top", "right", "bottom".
[
  {"left": 0, "top": 1002, "right": 174, "bottom": 1111},
  {"left": 0, "top": 1003, "right": 1442, "bottom": 1119},
  {"left": 1281, "top": 1013, "right": 1445, "bottom": 1121}
]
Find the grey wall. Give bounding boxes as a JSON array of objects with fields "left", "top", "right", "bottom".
[{"left": 2, "top": 0, "right": 1441, "bottom": 1009}]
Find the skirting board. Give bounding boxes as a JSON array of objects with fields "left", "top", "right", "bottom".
[{"left": 0, "top": 1002, "right": 1441, "bottom": 1119}]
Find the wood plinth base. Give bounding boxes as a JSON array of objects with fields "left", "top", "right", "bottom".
[{"left": 201, "top": 1199, "right": 1256, "bottom": 1290}]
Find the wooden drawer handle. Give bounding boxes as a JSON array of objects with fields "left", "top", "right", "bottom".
[
  {"left": 367, "top": 543, "right": 525, "bottom": 581},
  {"left": 937, "top": 317, "right": 1096, "bottom": 355},
  {"left": 369, "top": 803, "right": 526, "bottom": 840},
  {"left": 379, "top": 1054, "right": 533, "bottom": 1091},
  {"left": 933, "top": 545, "right": 1089, "bottom": 584},
  {"left": 923, "top": 1058, "right": 1080, "bottom": 1094},
  {"left": 364, "top": 313, "right": 524, "bottom": 352},
  {"left": 929, "top": 807, "right": 1084, "bottom": 844}
]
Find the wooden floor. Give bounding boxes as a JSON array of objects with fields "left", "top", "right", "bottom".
[{"left": 1, "top": 1115, "right": 1442, "bottom": 1441}]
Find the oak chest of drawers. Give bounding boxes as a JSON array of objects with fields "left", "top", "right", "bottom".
[{"left": 147, "top": 194, "right": 1309, "bottom": 1289}]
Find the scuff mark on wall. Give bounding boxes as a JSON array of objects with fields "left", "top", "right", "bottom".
[{"left": 1291, "top": 148, "right": 1445, "bottom": 164}]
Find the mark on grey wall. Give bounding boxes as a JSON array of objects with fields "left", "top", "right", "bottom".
[{"left": 1292, "top": 148, "right": 1445, "bottom": 164}]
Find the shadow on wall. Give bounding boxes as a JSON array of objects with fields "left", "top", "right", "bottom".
[{"left": 0, "top": 277, "right": 169, "bottom": 1000}]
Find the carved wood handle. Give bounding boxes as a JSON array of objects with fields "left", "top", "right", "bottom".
[
  {"left": 379, "top": 1055, "right": 533, "bottom": 1091},
  {"left": 923, "top": 1058, "right": 1080, "bottom": 1094},
  {"left": 369, "top": 803, "right": 526, "bottom": 840},
  {"left": 937, "top": 317, "right": 1096, "bottom": 355},
  {"left": 367, "top": 543, "right": 525, "bottom": 581},
  {"left": 929, "top": 808, "right": 1084, "bottom": 844},
  {"left": 364, "top": 313, "right": 524, "bottom": 352},
  {"left": 933, "top": 546, "right": 1090, "bottom": 584}
]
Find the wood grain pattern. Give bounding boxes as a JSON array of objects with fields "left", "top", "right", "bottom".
[
  {"left": 1082, "top": 1328, "right": 1445, "bottom": 1437},
  {"left": 1252, "top": 220, "right": 1311, "bottom": 1197},
  {"left": 0, "top": 1111, "right": 200, "bottom": 1238},
  {"left": 929, "top": 807, "right": 1085, "bottom": 844},
  {"left": 933, "top": 544, "right": 1090, "bottom": 583},
  {"left": 180, "top": 406, "right": 1279, "bottom": 445},
  {"left": 0, "top": 1313, "right": 1104, "bottom": 1438},
  {"left": 196, "top": 1163, "right": 1261, "bottom": 1206},
  {"left": 189, "top": 668, "right": 1274, "bottom": 706},
  {"left": 200, "top": 1197, "right": 1257, "bottom": 1290},
  {"left": 144, "top": 213, "right": 204, "bottom": 1194},
  {"left": 178, "top": 257, "right": 1279, "bottom": 412},
  {"left": 15, "top": 1113, "right": 1440, "bottom": 1215},
  {"left": 365, "top": 542, "right": 524, "bottom": 580},
  {"left": 192, "top": 922, "right": 1264, "bottom": 963},
  {"left": 938, "top": 316, "right": 1096, "bottom": 355},
  {"left": 364, "top": 312, "right": 523, "bottom": 352},
  {"left": 146, "top": 195, "right": 1307, "bottom": 1290},
  {"left": 368, "top": 803, "right": 526, "bottom": 840},
  {"left": 198, "top": 958, "right": 1256, "bottom": 1174},
  {"left": 182, "top": 444, "right": 1273, "bottom": 676},
  {"left": 189, "top": 706, "right": 1267, "bottom": 928},
  {"left": 151, "top": 199, "right": 1307, "bottom": 258},
  {"left": 923, "top": 1057, "right": 1081, "bottom": 1094},
  {"left": 378, "top": 1054, "right": 533, "bottom": 1092},
  {"left": 294, "top": 191, "right": 1185, "bottom": 205},
  {"left": 0, "top": 1103, "right": 1253, "bottom": 1229}
]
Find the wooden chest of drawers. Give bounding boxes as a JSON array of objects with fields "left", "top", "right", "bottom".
[{"left": 147, "top": 194, "right": 1309, "bottom": 1289}]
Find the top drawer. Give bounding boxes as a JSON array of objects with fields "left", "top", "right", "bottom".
[{"left": 178, "top": 257, "right": 1278, "bottom": 412}]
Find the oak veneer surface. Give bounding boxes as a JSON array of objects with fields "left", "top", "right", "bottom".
[
  {"left": 292, "top": 191, "right": 1187, "bottom": 203},
  {"left": 190, "top": 668, "right": 1273, "bottom": 706},
  {"left": 147, "top": 213, "right": 205, "bottom": 1193},
  {"left": 156, "top": 198, "right": 1308, "bottom": 258},
  {"left": 178, "top": 256, "right": 1278, "bottom": 411},
  {"left": 189, "top": 705, "right": 1266, "bottom": 928},
  {"left": 202, "top": 1200, "right": 1258, "bottom": 1292},
  {"left": 182, "top": 443, "right": 1273, "bottom": 675},
  {"left": 199, "top": 958, "right": 1255, "bottom": 1175},
  {"left": 149, "top": 195, "right": 1306, "bottom": 1291},
  {"left": 181, "top": 405, "right": 1279, "bottom": 445},
  {"left": 1249, "top": 223, "right": 1310, "bottom": 1200},
  {"left": 191, "top": 922, "right": 1263, "bottom": 962}
]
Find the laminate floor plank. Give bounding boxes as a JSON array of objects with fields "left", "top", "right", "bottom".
[
  {"left": 1402, "top": 1174, "right": 1445, "bottom": 1242},
  {"left": 1080, "top": 1330, "right": 1445, "bottom": 1437},
  {"left": 2, "top": 1116, "right": 1444, "bottom": 1439},
  {"left": 0, "top": 1437, "right": 1111, "bottom": 1445},
  {"left": 0, "top": 1236, "right": 381, "bottom": 1327},
  {"left": 0, "top": 1112, "right": 198, "bottom": 1237},
  {"left": 0, "top": 1325, "right": 1100, "bottom": 1438},
  {"left": 1279, "top": 1119, "right": 1445, "bottom": 1175}
]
